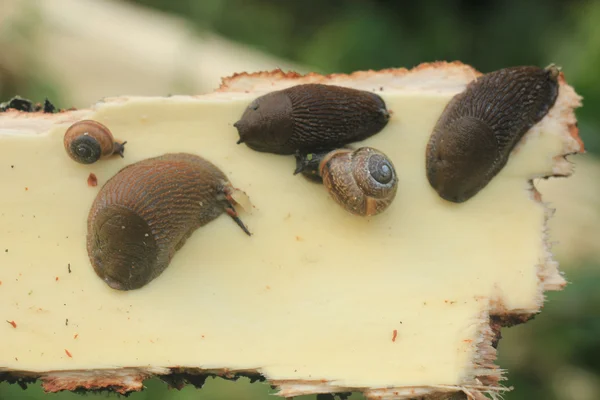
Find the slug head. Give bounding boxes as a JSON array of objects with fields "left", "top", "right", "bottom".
[
  {"left": 88, "top": 205, "right": 159, "bottom": 291},
  {"left": 426, "top": 116, "right": 499, "bottom": 203},
  {"left": 233, "top": 91, "right": 293, "bottom": 153}
]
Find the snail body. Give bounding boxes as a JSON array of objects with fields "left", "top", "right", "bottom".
[
  {"left": 294, "top": 147, "right": 398, "bottom": 216},
  {"left": 87, "top": 153, "right": 251, "bottom": 291},
  {"left": 64, "top": 120, "right": 126, "bottom": 164},
  {"left": 426, "top": 65, "right": 560, "bottom": 203},
  {"left": 234, "top": 84, "right": 390, "bottom": 155}
]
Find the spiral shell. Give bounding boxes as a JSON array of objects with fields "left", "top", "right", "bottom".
[
  {"left": 64, "top": 120, "right": 126, "bottom": 164},
  {"left": 295, "top": 147, "right": 398, "bottom": 216},
  {"left": 425, "top": 65, "right": 560, "bottom": 203},
  {"left": 87, "top": 153, "right": 251, "bottom": 291},
  {"left": 234, "top": 84, "right": 390, "bottom": 155}
]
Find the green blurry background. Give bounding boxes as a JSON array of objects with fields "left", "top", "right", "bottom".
[{"left": 0, "top": 0, "right": 599, "bottom": 399}]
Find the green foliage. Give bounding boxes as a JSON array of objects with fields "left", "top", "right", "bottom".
[
  {"left": 0, "top": 376, "right": 365, "bottom": 400},
  {"left": 127, "top": 0, "right": 600, "bottom": 156},
  {"left": 0, "top": 0, "right": 66, "bottom": 108},
  {"left": 497, "top": 265, "right": 600, "bottom": 399}
]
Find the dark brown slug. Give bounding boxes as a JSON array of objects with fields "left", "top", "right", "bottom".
[
  {"left": 64, "top": 120, "right": 127, "bottom": 164},
  {"left": 426, "top": 65, "right": 560, "bottom": 203},
  {"left": 87, "top": 153, "right": 251, "bottom": 291},
  {"left": 234, "top": 83, "right": 390, "bottom": 155},
  {"left": 294, "top": 147, "right": 398, "bottom": 216}
]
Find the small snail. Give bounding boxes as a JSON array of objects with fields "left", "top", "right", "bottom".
[
  {"left": 87, "top": 153, "right": 251, "bottom": 291},
  {"left": 64, "top": 120, "right": 126, "bottom": 164},
  {"left": 294, "top": 147, "right": 398, "bottom": 216},
  {"left": 234, "top": 84, "right": 390, "bottom": 155},
  {"left": 426, "top": 65, "right": 560, "bottom": 203}
]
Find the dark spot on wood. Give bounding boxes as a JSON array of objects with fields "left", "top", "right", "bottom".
[
  {"left": 43, "top": 99, "right": 56, "bottom": 113},
  {"left": 0, "top": 96, "right": 61, "bottom": 113},
  {"left": 491, "top": 313, "right": 536, "bottom": 328},
  {"left": 87, "top": 173, "right": 98, "bottom": 187},
  {"left": 0, "top": 96, "right": 33, "bottom": 112}
]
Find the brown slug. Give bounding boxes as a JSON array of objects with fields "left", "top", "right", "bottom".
[
  {"left": 64, "top": 120, "right": 126, "bottom": 164},
  {"left": 87, "top": 153, "right": 251, "bottom": 291},
  {"left": 426, "top": 65, "right": 560, "bottom": 203},
  {"left": 294, "top": 147, "right": 398, "bottom": 216},
  {"left": 234, "top": 83, "right": 390, "bottom": 155}
]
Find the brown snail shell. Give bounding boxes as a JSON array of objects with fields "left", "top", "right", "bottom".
[
  {"left": 425, "top": 65, "right": 560, "bottom": 203},
  {"left": 295, "top": 147, "right": 398, "bottom": 216},
  {"left": 64, "top": 120, "right": 126, "bottom": 164},
  {"left": 234, "top": 83, "right": 390, "bottom": 155},
  {"left": 87, "top": 153, "right": 251, "bottom": 291}
]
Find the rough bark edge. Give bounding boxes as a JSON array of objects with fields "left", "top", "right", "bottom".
[
  {"left": 486, "top": 65, "right": 583, "bottom": 321},
  {"left": 0, "top": 62, "right": 584, "bottom": 400},
  {"left": 1, "top": 365, "right": 507, "bottom": 400},
  {"left": 0, "top": 313, "right": 507, "bottom": 400},
  {"left": 215, "top": 61, "right": 481, "bottom": 93}
]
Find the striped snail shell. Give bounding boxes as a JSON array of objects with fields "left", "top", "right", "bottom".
[
  {"left": 425, "top": 65, "right": 560, "bottom": 203},
  {"left": 87, "top": 153, "right": 251, "bottom": 291},
  {"left": 64, "top": 120, "right": 126, "bottom": 164},
  {"left": 294, "top": 147, "right": 398, "bottom": 217},
  {"left": 234, "top": 84, "right": 390, "bottom": 155}
]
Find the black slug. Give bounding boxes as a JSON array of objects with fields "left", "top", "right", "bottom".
[
  {"left": 294, "top": 147, "right": 398, "bottom": 216},
  {"left": 87, "top": 153, "right": 251, "bottom": 291},
  {"left": 64, "top": 120, "right": 126, "bottom": 164},
  {"left": 425, "top": 65, "right": 560, "bottom": 203},
  {"left": 234, "top": 83, "right": 390, "bottom": 155}
]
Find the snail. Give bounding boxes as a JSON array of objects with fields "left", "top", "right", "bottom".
[
  {"left": 426, "top": 65, "right": 560, "bottom": 203},
  {"left": 64, "top": 120, "right": 126, "bottom": 164},
  {"left": 294, "top": 147, "right": 398, "bottom": 216},
  {"left": 234, "top": 83, "right": 390, "bottom": 155},
  {"left": 87, "top": 153, "right": 251, "bottom": 291}
]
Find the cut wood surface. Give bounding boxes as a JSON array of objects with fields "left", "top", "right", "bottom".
[
  {"left": 0, "top": 0, "right": 597, "bottom": 266},
  {"left": 0, "top": 62, "right": 584, "bottom": 400}
]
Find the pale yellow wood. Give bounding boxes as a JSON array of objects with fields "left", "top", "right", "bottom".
[{"left": 0, "top": 63, "right": 583, "bottom": 399}]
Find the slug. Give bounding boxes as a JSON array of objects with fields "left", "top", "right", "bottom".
[
  {"left": 87, "top": 153, "right": 251, "bottom": 291},
  {"left": 64, "top": 120, "right": 126, "bottom": 164},
  {"left": 234, "top": 83, "right": 390, "bottom": 155},
  {"left": 294, "top": 147, "right": 398, "bottom": 216},
  {"left": 425, "top": 65, "right": 560, "bottom": 203}
]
